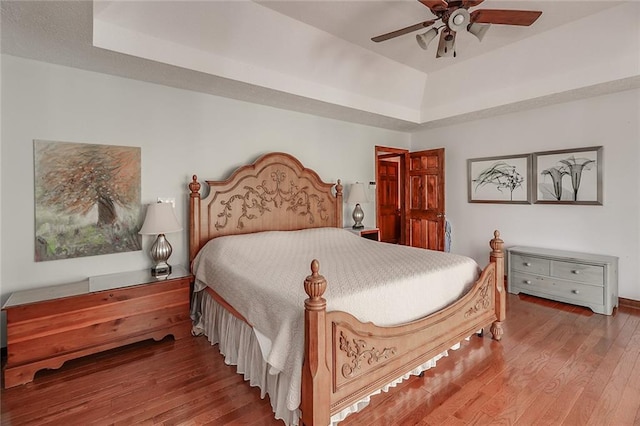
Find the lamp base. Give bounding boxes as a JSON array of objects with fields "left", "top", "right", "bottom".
[
  {"left": 151, "top": 264, "right": 171, "bottom": 277},
  {"left": 352, "top": 203, "right": 365, "bottom": 230},
  {"left": 149, "top": 234, "right": 173, "bottom": 278}
]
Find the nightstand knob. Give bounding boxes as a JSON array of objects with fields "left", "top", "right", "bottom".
[
  {"left": 524, "top": 280, "right": 532, "bottom": 285},
  {"left": 572, "top": 270, "right": 580, "bottom": 274},
  {"left": 524, "top": 262, "right": 531, "bottom": 267},
  {"left": 572, "top": 289, "right": 580, "bottom": 294}
]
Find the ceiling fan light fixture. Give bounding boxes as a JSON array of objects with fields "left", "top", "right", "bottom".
[
  {"left": 372, "top": 1, "right": 542, "bottom": 60},
  {"left": 436, "top": 31, "right": 456, "bottom": 58},
  {"left": 448, "top": 8, "right": 470, "bottom": 32},
  {"left": 416, "top": 27, "right": 439, "bottom": 50},
  {"left": 467, "top": 22, "right": 491, "bottom": 41}
]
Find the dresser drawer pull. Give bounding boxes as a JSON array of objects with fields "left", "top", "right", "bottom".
[
  {"left": 572, "top": 270, "right": 580, "bottom": 274},
  {"left": 572, "top": 289, "right": 580, "bottom": 294},
  {"left": 524, "top": 262, "right": 531, "bottom": 267},
  {"left": 524, "top": 280, "right": 532, "bottom": 284}
]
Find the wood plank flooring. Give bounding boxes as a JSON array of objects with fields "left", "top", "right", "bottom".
[{"left": 2, "top": 294, "right": 639, "bottom": 425}]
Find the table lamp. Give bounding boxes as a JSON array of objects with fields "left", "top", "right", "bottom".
[{"left": 139, "top": 202, "right": 183, "bottom": 277}]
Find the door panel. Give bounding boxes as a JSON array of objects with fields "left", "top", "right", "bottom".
[
  {"left": 408, "top": 149, "right": 445, "bottom": 251},
  {"left": 426, "top": 175, "right": 439, "bottom": 210},
  {"left": 376, "top": 146, "right": 407, "bottom": 245},
  {"left": 379, "top": 160, "right": 401, "bottom": 243}
]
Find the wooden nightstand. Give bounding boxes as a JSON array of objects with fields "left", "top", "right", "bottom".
[
  {"left": 345, "top": 227, "right": 380, "bottom": 241},
  {"left": 2, "top": 266, "right": 193, "bottom": 388}
]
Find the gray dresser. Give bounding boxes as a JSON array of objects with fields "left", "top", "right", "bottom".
[{"left": 507, "top": 246, "right": 618, "bottom": 315}]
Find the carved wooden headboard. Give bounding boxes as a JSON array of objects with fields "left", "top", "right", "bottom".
[{"left": 189, "top": 152, "right": 343, "bottom": 262}]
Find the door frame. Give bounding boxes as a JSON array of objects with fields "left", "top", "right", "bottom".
[
  {"left": 375, "top": 146, "right": 446, "bottom": 250},
  {"left": 375, "top": 145, "right": 408, "bottom": 245}
]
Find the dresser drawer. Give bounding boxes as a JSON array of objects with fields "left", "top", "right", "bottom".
[
  {"left": 511, "top": 272, "right": 604, "bottom": 305},
  {"left": 510, "top": 254, "right": 550, "bottom": 275},
  {"left": 550, "top": 261, "right": 604, "bottom": 286}
]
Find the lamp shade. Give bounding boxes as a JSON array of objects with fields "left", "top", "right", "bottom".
[
  {"left": 468, "top": 22, "right": 491, "bottom": 42},
  {"left": 416, "top": 28, "right": 438, "bottom": 50},
  {"left": 139, "top": 202, "right": 183, "bottom": 235},
  {"left": 347, "top": 182, "right": 368, "bottom": 204}
]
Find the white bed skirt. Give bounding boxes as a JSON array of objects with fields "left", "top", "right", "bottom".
[{"left": 192, "top": 290, "right": 465, "bottom": 426}]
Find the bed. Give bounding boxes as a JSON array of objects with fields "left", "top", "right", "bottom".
[{"left": 188, "top": 152, "right": 505, "bottom": 426}]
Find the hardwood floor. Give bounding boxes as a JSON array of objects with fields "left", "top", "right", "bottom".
[{"left": 2, "top": 294, "right": 639, "bottom": 425}]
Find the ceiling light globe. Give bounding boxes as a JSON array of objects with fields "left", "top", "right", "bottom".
[{"left": 448, "top": 8, "right": 470, "bottom": 32}]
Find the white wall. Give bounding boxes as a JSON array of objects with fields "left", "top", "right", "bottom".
[
  {"left": 0, "top": 54, "right": 409, "bottom": 345},
  {"left": 412, "top": 89, "right": 640, "bottom": 300},
  {"left": 1, "top": 54, "right": 637, "bottom": 353}
]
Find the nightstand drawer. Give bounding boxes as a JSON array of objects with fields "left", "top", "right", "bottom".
[
  {"left": 551, "top": 261, "right": 604, "bottom": 286},
  {"left": 511, "top": 272, "right": 604, "bottom": 305},
  {"left": 510, "top": 254, "right": 549, "bottom": 275}
]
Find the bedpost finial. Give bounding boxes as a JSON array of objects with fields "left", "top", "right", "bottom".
[
  {"left": 304, "top": 259, "right": 327, "bottom": 307},
  {"left": 335, "top": 179, "right": 343, "bottom": 196},
  {"left": 490, "top": 230, "right": 504, "bottom": 255},
  {"left": 189, "top": 175, "right": 201, "bottom": 195}
]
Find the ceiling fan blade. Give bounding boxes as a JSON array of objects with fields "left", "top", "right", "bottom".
[
  {"left": 470, "top": 9, "right": 542, "bottom": 26},
  {"left": 461, "top": 0, "right": 484, "bottom": 8},
  {"left": 418, "top": 0, "right": 448, "bottom": 13},
  {"left": 371, "top": 19, "right": 437, "bottom": 42}
]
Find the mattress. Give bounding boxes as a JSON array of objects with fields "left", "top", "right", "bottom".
[{"left": 192, "top": 227, "right": 480, "bottom": 414}]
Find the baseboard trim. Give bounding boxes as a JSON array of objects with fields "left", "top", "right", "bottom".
[{"left": 619, "top": 297, "right": 640, "bottom": 310}]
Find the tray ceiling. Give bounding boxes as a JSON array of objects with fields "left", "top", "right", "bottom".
[{"left": 2, "top": 1, "right": 639, "bottom": 131}]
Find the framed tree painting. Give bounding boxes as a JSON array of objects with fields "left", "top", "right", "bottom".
[
  {"left": 467, "top": 154, "right": 531, "bottom": 204},
  {"left": 533, "top": 146, "right": 602, "bottom": 205},
  {"left": 34, "top": 140, "right": 142, "bottom": 261}
]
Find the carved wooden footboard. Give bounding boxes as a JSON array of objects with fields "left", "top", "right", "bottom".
[{"left": 301, "top": 231, "right": 505, "bottom": 425}]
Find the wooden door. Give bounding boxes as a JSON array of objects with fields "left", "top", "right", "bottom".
[
  {"left": 408, "top": 148, "right": 445, "bottom": 251},
  {"left": 379, "top": 160, "right": 401, "bottom": 243},
  {"left": 376, "top": 146, "right": 408, "bottom": 245}
]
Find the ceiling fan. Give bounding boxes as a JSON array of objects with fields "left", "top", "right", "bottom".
[{"left": 371, "top": 0, "right": 542, "bottom": 58}]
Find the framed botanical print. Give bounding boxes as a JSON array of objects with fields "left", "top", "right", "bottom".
[
  {"left": 533, "top": 146, "right": 602, "bottom": 205},
  {"left": 468, "top": 154, "right": 531, "bottom": 204}
]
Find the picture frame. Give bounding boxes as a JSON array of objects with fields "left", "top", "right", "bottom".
[
  {"left": 34, "top": 140, "right": 142, "bottom": 261},
  {"left": 533, "top": 146, "right": 602, "bottom": 205},
  {"left": 467, "top": 154, "right": 531, "bottom": 204}
]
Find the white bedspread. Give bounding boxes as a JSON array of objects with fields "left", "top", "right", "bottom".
[{"left": 192, "top": 227, "right": 480, "bottom": 412}]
